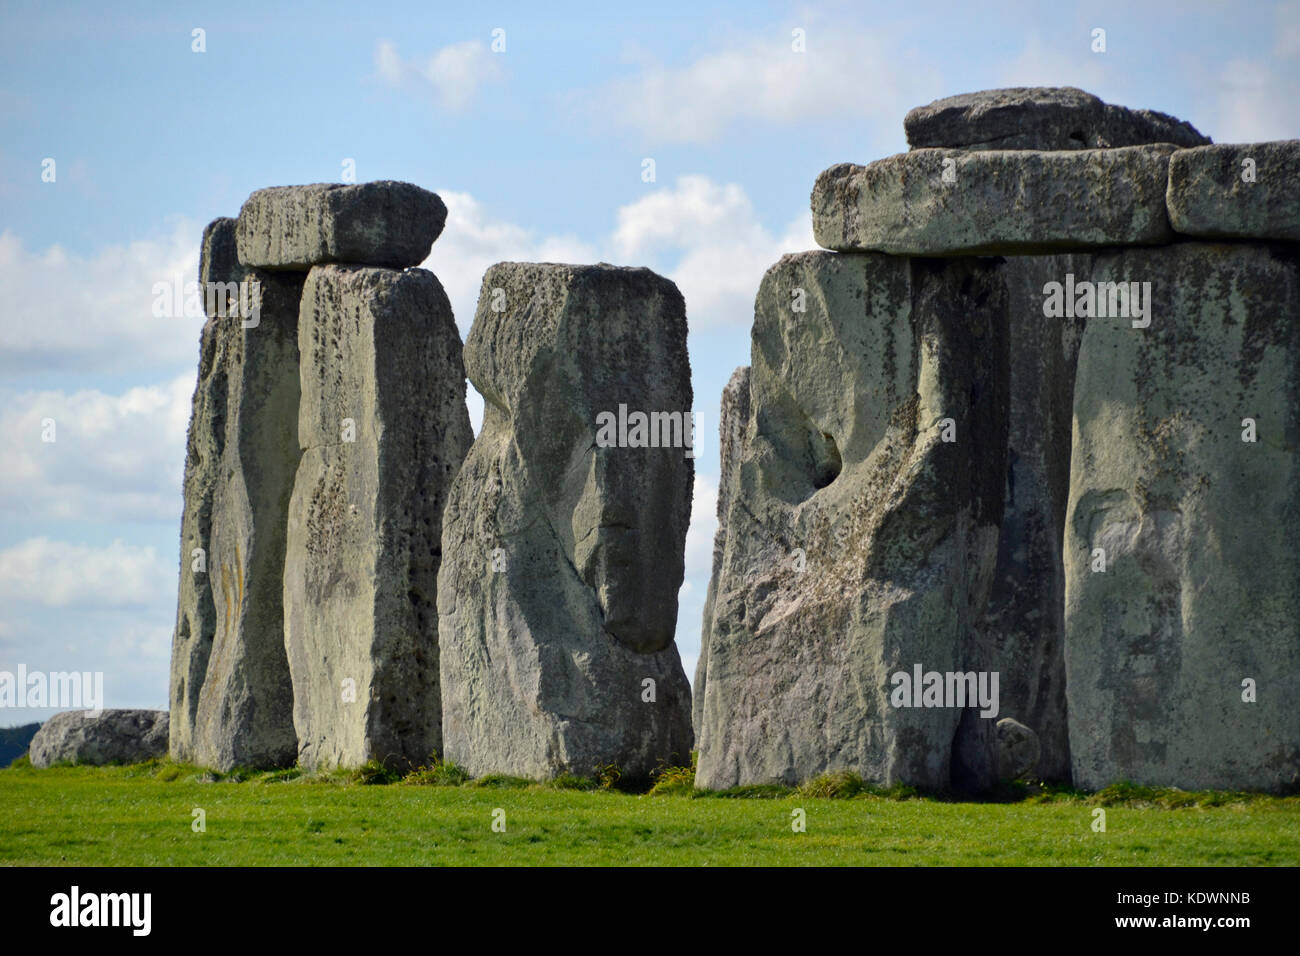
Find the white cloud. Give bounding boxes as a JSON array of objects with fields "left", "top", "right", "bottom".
[
  {"left": 576, "top": 26, "right": 939, "bottom": 144},
  {"left": 684, "top": 472, "right": 718, "bottom": 581},
  {"left": 0, "top": 538, "right": 172, "bottom": 608},
  {"left": 0, "top": 222, "right": 203, "bottom": 376},
  {"left": 1210, "top": 56, "right": 1300, "bottom": 143},
  {"left": 374, "top": 39, "right": 505, "bottom": 112},
  {"left": 614, "top": 175, "right": 813, "bottom": 328},
  {"left": 0, "top": 375, "right": 192, "bottom": 523},
  {"left": 421, "top": 190, "right": 598, "bottom": 337}
]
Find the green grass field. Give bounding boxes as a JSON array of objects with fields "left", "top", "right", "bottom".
[{"left": 1, "top": 760, "right": 1296, "bottom": 866}]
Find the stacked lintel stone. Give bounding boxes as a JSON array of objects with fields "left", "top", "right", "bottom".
[
  {"left": 168, "top": 181, "right": 472, "bottom": 772},
  {"left": 696, "top": 88, "right": 1300, "bottom": 793}
]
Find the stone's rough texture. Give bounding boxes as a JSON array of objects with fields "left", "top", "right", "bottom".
[
  {"left": 192, "top": 269, "right": 304, "bottom": 770},
  {"left": 169, "top": 296, "right": 226, "bottom": 761},
  {"left": 996, "top": 718, "right": 1041, "bottom": 781},
  {"left": 904, "top": 87, "right": 1210, "bottom": 151},
  {"left": 284, "top": 264, "right": 471, "bottom": 770},
  {"left": 30, "top": 710, "right": 169, "bottom": 768},
  {"left": 199, "top": 216, "right": 240, "bottom": 290},
  {"left": 813, "top": 146, "right": 1176, "bottom": 255},
  {"left": 695, "top": 251, "right": 1008, "bottom": 793},
  {"left": 438, "top": 262, "right": 694, "bottom": 781},
  {"left": 235, "top": 181, "right": 447, "bottom": 270},
  {"left": 980, "top": 255, "right": 1091, "bottom": 782},
  {"left": 170, "top": 219, "right": 302, "bottom": 770},
  {"left": 1167, "top": 141, "right": 1300, "bottom": 241},
  {"left": 693, "top": 366, "right": 751, "bottom": 736},
  {"left": 1065, "top": 242, "right": 1300, "bottom": 793}
]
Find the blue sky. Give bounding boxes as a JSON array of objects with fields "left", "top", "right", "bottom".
[{"left": 2, "top": 0, "right": 1297, "bottom": 724}]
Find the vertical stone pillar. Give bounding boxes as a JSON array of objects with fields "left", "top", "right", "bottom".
[{"left": 438, "top": 263, "right": 695, "bottom": 782}]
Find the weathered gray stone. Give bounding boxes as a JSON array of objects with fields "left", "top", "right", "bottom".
[
  {"left": 438, "top": 262, "right": 694, "bottom": 782},
  {"left": 905, "top": 87, "right": 1210, "bottom": 151},
  {"left": 199, "top": 216, "right": 240, "bottom": 290},
  {"left": 1167, "top": 141, "right": 1300, "bottom": 242},
  {"left": 996, "top": 717, "right": 1041, "bottom": 781},
  {"left": 235, "top": 181, "right": 447, "bottom": 270},
  {"left": 695, "top": 251, "right": 1008, "bottom": 793},
  {"left": 169, "top": 219, "right": 302, "bottom": 770},
  {"left": 168, "top": 283, "right": 224, "bottom": 762},
  {"left": 284, "top": 264, "right": 471, "bottom": 770},
  {"left": 693, "top": 366, "right": 750, "bottom": 737},
  {"left": 1065, "top": 242, "right": 1300, "bottom": 792},
  {"left": 813, "top": 146, "right": 1176, "bottom": 255},
  {"left": 30, "top": 710, "right": 169, "bottom": 767},
  {"left": 980, "top": 255, "right": 1092, "bottom": 782}
]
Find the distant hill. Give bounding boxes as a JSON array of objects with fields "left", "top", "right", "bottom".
[{"left": 0, "top": 723, "right": 41, "bottom": 766}]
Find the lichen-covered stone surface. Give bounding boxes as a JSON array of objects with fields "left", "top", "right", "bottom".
[
  {"left": 236, "top": 181, "right": 447, "bottom": 270},
  {"left": 695, "top": 251, "right": 1008, "bottom": 792},
  {"left": 437, "top": 262, "right": 694, "bottom": 782},
  {"left": 812, "top": 146, "right": 1176, "bottom": 255},
  {"left": 283, "top": 264, "right": 471, "bottom": 770},
  {"left": 1065, "top": 242, "right": 1300, "bottom": 792},
  {"left": 1167, "top": 141, "right": 1300, "bottom": 241}
]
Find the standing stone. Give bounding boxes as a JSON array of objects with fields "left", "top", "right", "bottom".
[
  {"left": 904, "top": 87, "right": 1210, "bottom": 151},
  {"left": 284, "top": 264, "right": 471, "bottom": 770},
  {"left": 192, "top": 268, "right": 304, "bottom": 770},
  {"left": 169, "top": 222, "right": 229, "bottom": 764},
  {"left": 169, "top": 218, "right": 302, "bottom": 770},
  {"left": 693, "top": 366, "right": 750, "bottom": 737},
  {"left": 30, "top": 710, "right": 169, "bottom": 768},
  {"left": 1065, "top": 242, "right": 1300, "bottom": 792},
  {"left": 438, "top": 262, "right": 694, "bottom": 782},
  {"left": 1167, "top": 141, "right": 1300, "bottom": 241},
  {"left": 812, "top": 146, "right": 1176, "bottom": 255},
  {"left": 695, "top": 251, "right": 1008, "bottom": 792},
  {"left": 236, "top": 181, "right": 448, "bottom": 271}
]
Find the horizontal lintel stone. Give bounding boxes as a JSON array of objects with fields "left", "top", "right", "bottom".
[
  {"left": 1167, "top": 141, "right": 1300, "bottom": 241},
  {"left": 236, "top": 181, "right": 447, "bottom": 270},
  {"left": 812, "top": 145, "right": 1176, "bottom": 256}
]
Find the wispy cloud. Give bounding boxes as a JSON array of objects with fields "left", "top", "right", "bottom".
[
  {"left": 571, "top": 24, "right": 940, "bottom": 144},
  {"left": 0, "top": 222, "right": 201, "bottom": 376},
  {"left": 0, "top": 376, "right": 192, "bottom": 523},
  {"left": 374, "top": 39, "right": 505, "bottom": 112},
  {"left": 1208, "top": 6, "right": 1300, "bottom": 144},
  {"left": 613, "top": 175, "right": 813, "bottom": 328},
  {"left": 0, "top": 538, "right": 171, "bottom": 608}
]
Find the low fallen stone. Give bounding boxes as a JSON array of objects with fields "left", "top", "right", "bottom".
[
  {"left": 996, "top": 717, "right": 1041, "bottom": 780},
  {"left": 29, "top": 710, "right": 169, "bottom": 767}
]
